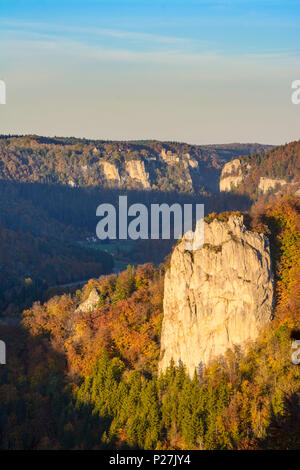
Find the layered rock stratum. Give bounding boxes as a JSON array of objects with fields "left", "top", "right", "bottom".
[{"left": 159, "top": 215, "right": 274, "bottom": 377}]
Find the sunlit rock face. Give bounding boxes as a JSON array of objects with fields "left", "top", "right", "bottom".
[
  {"left": 159, "top": 215, "right": 274, "bottom": 377},
  {"left": 75, "top": 288, "right": 100, "bottom": 313},
  {"left": 258, "top": 177, "right": 287, "bottom": 193},
  {"left": 219, "top": 159, "right": 243, "bottom": 191},
  {"left": 125, "top": 160, "right": 151, "bottom": 189},
  {"left": 101, "top": 161, "right": 121, "bottom": 183}
]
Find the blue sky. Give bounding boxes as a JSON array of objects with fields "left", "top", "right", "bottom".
[{"left": 1, "top": 0, "right": 300, "bottom": 144}]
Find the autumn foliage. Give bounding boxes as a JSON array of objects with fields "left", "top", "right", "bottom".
[{"left": 0, "top": 198, "right": 299, "bottom": 449}]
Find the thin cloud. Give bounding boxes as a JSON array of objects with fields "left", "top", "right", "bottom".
[
  {"left": 2, "top": 36, "right": 220, "bottom": 65},
  {"left": 0, "top": 19, "right": 191, "bottom": 46},
  {"left": 3, "top": 31, "right": 299, "bottom": 68}
]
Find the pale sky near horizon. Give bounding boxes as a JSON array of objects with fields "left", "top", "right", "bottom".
[{"left": 1, "top": 0, "right": 300, "bottom": 145}]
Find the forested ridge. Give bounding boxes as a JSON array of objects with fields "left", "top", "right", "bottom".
[
  {"left": 0, "top": 197, "right": 299, "bottom": 450},
  {"left": 0, "top": 135, "right": 271, "bottom": 192},
  {"left": 232, "top": 140, "right": 300, "bottom": 199}
]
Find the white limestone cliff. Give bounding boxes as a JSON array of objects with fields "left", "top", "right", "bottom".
[
  {"left": 101, "top": 161, "right": 121, "bottom": 183},
  {"left": 219, "top": 159, "right": 243, "bottom": 192},
  {"left": 159, "top": 215, "right": 274, "bottom": 377},
  {"left": 125, "top": 160, "right": 151, "bottom": 189},
  {"left": 258, "top": 177, "right": 287, "bottom": 193}
]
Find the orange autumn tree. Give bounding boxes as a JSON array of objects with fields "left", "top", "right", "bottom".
[{"left": 264, "top": 197, "right": 300, "bottom": 324}]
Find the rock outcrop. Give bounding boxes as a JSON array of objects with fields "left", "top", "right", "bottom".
[
  {"left": 258, "top": 177, "right": 287, "bottom": 194},
  {"left": 75, "top": 288, "right": 100, "bottom": 313},
  {"left": 126, "top": 160, "right": 151, "bottom": 189},
  {"left": 159, "top": 215, "right": 274, "bottom": 377},
  {"left": 160, "top": 148, "right": 180, "bottom": 163},
  {"left": 101, "top": 161, "right": 121, "bottom": 183},
  {"left": 219, "top": 159, "right": 243, "bottom": 191}
]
